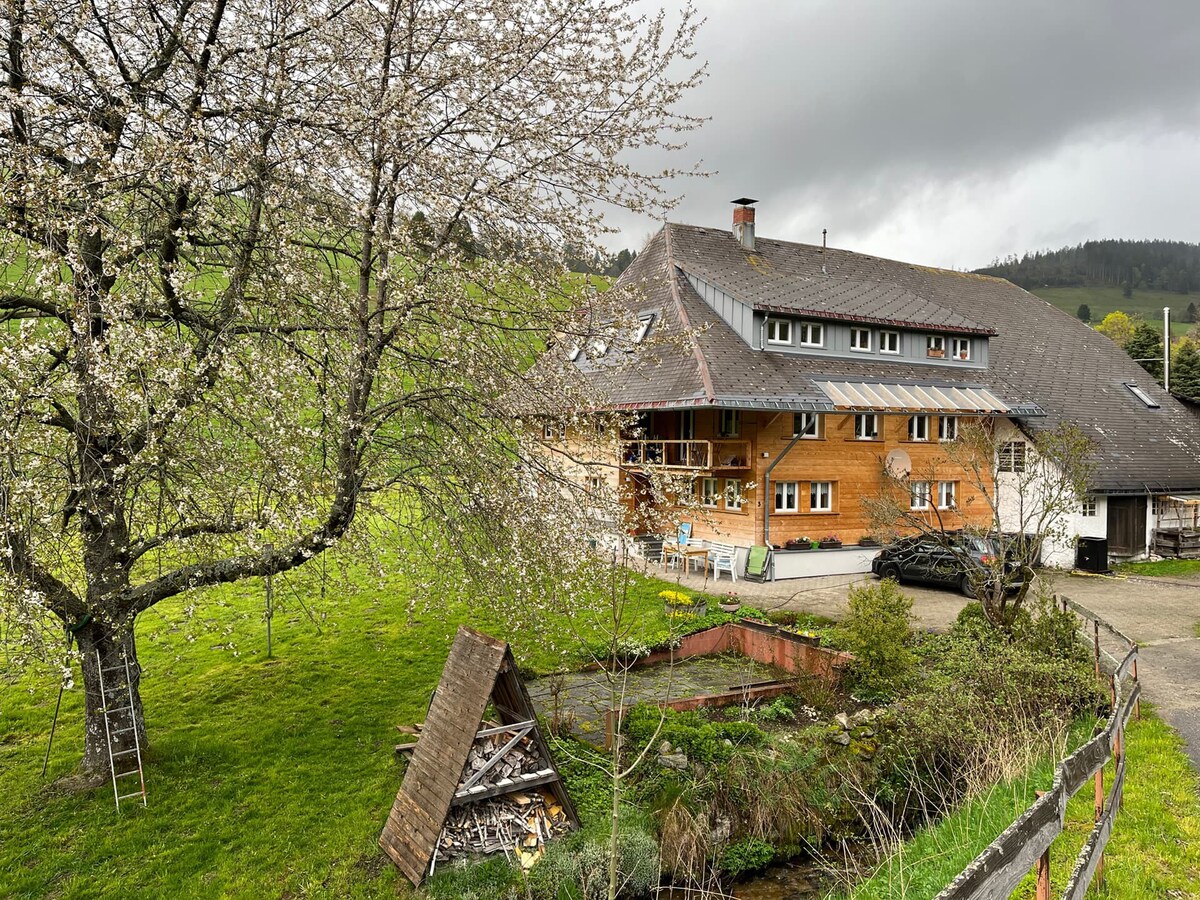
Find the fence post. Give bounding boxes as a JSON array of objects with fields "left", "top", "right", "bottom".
[
  {"left": 1131, "top": 648, "right": 1142, "bottom": 721},
  {"left": 1035, "top": 790, "right": 1051, "bottom": 900},
  {"left": 1093, "top": 619, "right": 1101, "bottom": 677}
]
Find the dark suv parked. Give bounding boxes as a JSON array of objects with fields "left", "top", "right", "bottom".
[{"left": 870, "top": 532, "right": 1027, "bottom": 598}]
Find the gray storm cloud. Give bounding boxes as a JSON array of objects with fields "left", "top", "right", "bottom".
[{"left": 612, "top": 0, "right": 1200, "bottom": 268}]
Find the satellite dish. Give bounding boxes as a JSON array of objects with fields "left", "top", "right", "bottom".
[{"left": 885, "top": 448, "right": 912, "bottom": 479}]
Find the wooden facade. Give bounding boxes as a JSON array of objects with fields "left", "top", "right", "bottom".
[{"left": 607, "top": 409, "right": 995, "bottom": 549}]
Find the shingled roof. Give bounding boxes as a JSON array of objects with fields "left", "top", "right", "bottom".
[{"left": 583, "top": 221, "right": 1200, "bottom": 494}]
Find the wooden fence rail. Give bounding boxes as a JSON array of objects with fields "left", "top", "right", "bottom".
[{"left": 934, "top": 595, "right": 1140, "bottom": 900}]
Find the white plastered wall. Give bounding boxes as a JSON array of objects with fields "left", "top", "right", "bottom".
[{"left": 992, "top": 419, "right": 1100, "bottom": 569}]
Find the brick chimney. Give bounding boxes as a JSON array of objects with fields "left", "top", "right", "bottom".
[{"left": 731, "top": 197, "right": 757, "bottom": 250}]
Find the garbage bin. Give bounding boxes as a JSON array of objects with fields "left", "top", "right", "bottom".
[{"left": 1075, "top": 537, "right": 1108, "bottom": 574}]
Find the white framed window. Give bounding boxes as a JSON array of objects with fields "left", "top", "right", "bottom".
[
  {"left": 543, "top": 422, "right": 565, "bottom": 440},
  {"left": 938, "top": 416, "right": 958, "bottom": 441},
  {"left": 799, "top": 322, "right": 824, "bottom": 347},
  {"left": 908, "top": 415, "right": 930, "bottom": 441},
  {"left": 1081, "top": 496, "right": 1097, "bottom": 517},
  {"left": 926, "top": 335, "right": 945, "bottom": 357},
  {"left": 951, "top": 337, "right": 971, "bottom": 360},
  {"left": 587, "top": 475, "right": 605, "bottom": 494},
  {"left": 854, "top": 413, "right": 879, "bottom": 440},
  {"left": 850, "top": 327, "right": 872, "bottom": 352},
  {"left": 725, "top": 479, "right": 743, "bottom": 511},
  {"left": 718, "top": 409, "right": 740, "bottom": 437},
  {"left": 910, "top": 481, "right": 931, "bottom": 510},
  {"left": 938, "top": 481, "right": 957, "bottom": 510},
  {"left": 880, "top": 331, "right": 900, "bottom": 354},
  {"left": 700, "top": 477, "right": 719, "bottom": 508},
  {"left": 999, "top": 441, "right": 1027, "bottom": 473},
  {"left": 793, "top": 411, "right": 822, "bottom": 439},
  {"left": 774, "top": 481, "right": 799, "bottom": 512},
  {"left": 766, "top": 319, "right": 792, "bottom": 345},
  {"left": 809, "top": 481, "right": 832, "bottom": 512}
]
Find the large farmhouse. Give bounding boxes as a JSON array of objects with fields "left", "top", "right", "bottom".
[{"left": 556, "top": 201, "right": 1200, "bottom": 576}]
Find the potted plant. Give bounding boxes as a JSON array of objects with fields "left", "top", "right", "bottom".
[
  {"left": 819, "top": 533, "right": 842, "bottom": 549},
  {"left": 785, "top": 536, "right": 812, "bottom": 551},
  {"left": 858, "top": 534, "right": 881, "bottom": 547},
  {"left": 791, "top": 629, "right": 821, "bottom": 647},
  {"left": 660, "top": 589, "right": 706, "bottom": 618},
  {"left": 718, "top": 591, "right": 740, "bottom": 613}
]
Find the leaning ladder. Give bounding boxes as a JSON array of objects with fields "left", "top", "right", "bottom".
[{"left": 95, "top": 650, "right": 147, "bottom": 810}]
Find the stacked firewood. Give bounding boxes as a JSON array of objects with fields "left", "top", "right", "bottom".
[
  {"left": 460, "top": 729, "right": 543, "bottom": 784},
  {"left": 434, "top": 790, "right": 569, "bottom": 868}
]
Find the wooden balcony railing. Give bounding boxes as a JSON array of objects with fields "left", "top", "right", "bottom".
[{"left": 621, "top": 439, "right": 752, "bottom": 471}]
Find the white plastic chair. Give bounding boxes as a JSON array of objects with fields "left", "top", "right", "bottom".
[{"left": 708, "top": 542, "right": 738, "bottom": 582}]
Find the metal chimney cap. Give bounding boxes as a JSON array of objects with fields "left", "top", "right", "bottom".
[{"left": 730, "top": 197, "right": 758, "bottom": 206}]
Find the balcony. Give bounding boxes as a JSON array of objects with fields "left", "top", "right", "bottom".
[{"left": 621, "top": 439, "right": 752, "bottom": 471}]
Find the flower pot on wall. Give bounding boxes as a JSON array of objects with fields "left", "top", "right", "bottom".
[
  {"left": 819, "top": 540, "right": 842, "bottom": 549},
  {"left": 665, "top": 601, "right": 707, "bottom": 618}
]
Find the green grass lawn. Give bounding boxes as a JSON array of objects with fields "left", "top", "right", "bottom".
[
  {"left": 0, "top": 557, "right": 724, "bottom": 899},
  {"left": 1116, "top": 559, "right": 1200, "bottom": 579},
  {"left": 844, "top": 707, "right": 1200, "bottom": 899},
  {"left": 1031, "top": 286, "right": 1195, "bottom": 338}
]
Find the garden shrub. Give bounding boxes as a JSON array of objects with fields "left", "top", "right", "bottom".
[
  {"left": 720, "top": 837, "right": 776, "bottom": 878},
  {"left": 623, "top": 705, "right": 767, "bottom": 765},
  {"left": 838, "top": 580, "right": 916, "bottom": 699},
  {"left": 883, "top": 600, "right": 1106, "bottom": 808},
  {"left": 528, "top": 820, "right": 659, "bottom": 900}
]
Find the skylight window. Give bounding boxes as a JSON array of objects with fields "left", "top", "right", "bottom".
[
  {"left": 632, "top": 314, "right": 655, "bottom": 345},
  {"left": 1124, "top": 383, "right": 1160, "bottom": 408}
]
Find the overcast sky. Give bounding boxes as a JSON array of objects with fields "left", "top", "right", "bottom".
[{"left": 613, "top": 0, "right": 1200, "bottom": 270}]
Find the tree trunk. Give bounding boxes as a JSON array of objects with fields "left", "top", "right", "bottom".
[{"left": 75, "top": 617, "right": 147, "bottom": 778}]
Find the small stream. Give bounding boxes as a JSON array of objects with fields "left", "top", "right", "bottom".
[
  {"left": 731, "top": 858, "right": 832, "bottom": 898},
  {"left": 657, "top": 853, "right": 856, "bottom": 899}
]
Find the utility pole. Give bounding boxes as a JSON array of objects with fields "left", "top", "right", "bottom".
[{"left": 1164, "top": 306, "right": 1171, "bottom": 392}]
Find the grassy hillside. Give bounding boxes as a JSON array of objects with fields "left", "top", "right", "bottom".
[{"left": 1030, "top": 286, "right": 1195, "bottom": 339}]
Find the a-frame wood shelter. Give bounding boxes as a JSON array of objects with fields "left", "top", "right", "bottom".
[{"left": 379, "top": 626, "right": 578, "bottom": 885}]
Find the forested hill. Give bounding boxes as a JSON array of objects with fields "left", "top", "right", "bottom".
[{"left": 975, "top": 239, "right": 1200, "bottom": 295}]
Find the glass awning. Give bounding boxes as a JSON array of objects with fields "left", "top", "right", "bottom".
[{"left": 813, "top": 380, "right": 1041, "bottom": 415}]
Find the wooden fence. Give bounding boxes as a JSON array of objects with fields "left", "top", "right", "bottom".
[{"left": 935, "top": 595, "right": 1141, "bottom": 900}]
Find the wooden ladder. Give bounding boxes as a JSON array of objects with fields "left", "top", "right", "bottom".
[{"left": 95, "top": 650, "right": 147, "bottom": 811}]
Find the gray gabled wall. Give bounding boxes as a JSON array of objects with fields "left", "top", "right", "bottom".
[{"left": 684, "top": 272, "right": 758, "bottom": 346}]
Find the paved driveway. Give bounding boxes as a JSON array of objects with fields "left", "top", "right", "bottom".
[
  {"left": 1042, "top": 572, "right": 1200, "bottom": 771},
  {"left": 654, "top": 563, "right": 1200, "bottom": 770}
]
